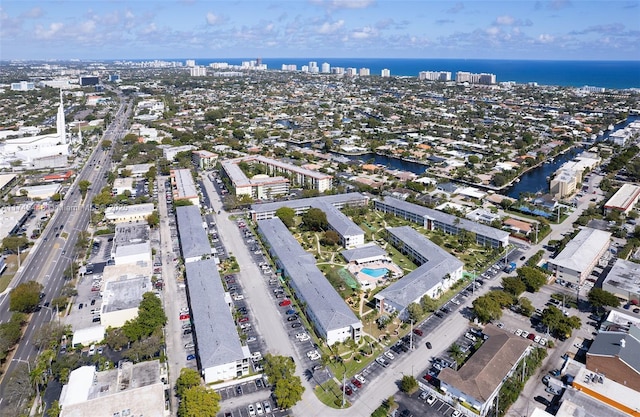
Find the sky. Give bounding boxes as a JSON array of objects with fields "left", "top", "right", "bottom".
[{"left": 1, "top": 0, "right": 639, "bottom": 61}]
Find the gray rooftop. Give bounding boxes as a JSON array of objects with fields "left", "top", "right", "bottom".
[
  {"left": 185, "top": 259, "right": 245, "bottom": 368},
  {"left": 549, "top": 227, "right": 611, "bottom": 271},
  {"left": 175, "top": 206, "right": 212, "bottom": 260},
  {"left": 587, "top": 329, "right": 640, "bottom": 373},
  {"left": 257, "top": 218, "right": 361, "bottom": 334},
  {"left": 341, "top": 243, "right": 388, "bottom": 263},
  {"left": 316, "top": 201, "right": 364, "bottom": 238},
  {"left": 376, "top": 196, "right": 510, "bottom": 242},
  {"left": 171, "top": 168, "right": 198, "bottom": 199},
  {"left": 251, "top": 192, "right": 367, "bottom": 215},
  {"left": 113, "top": 224, "right": 150, "bottom": 247},
  {"left": 376, "top": 226, "right": 463, "bottom": 310},
  {"left": 102, "top": 275, "right": 152, "bottom": 313},
  {"left": 603, "top": 258, "right": 640, "bottom": 295}
]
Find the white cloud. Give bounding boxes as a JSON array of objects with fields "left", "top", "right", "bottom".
[
  {"left": 35, "top": 22, "right": 63, "bottom": 39},
  {"left": 317, "top": 20, "right": 345, "bottom": 34},
  {"left": 21, "top": 7, "right": 43, "bottom": 19},
  {"left": 206, "top": 12, "right": 221, "bottom": 25},
  {"left": 351, "top": 26, "right": 376, "bottom": 39},
  {"left": 538, "top": 33, "right": 554, "bottom": 43},
  {"left": 496, "top": 15, "right": 515, "bottom": 25},
  {"left": 486, "top": 26, "right": 500, "bottom": 36},
  {"left": 125, "top": 10, "right": 134, "bottom": 19},
  {"left": 140, "top": 23, "right": 157, "bottom": 35},
  {"left": 330, "top": 0, "right": 375, "bottom": 8},
  {"left": 79, "top": 20, "right": 96, "bottom": 34}
]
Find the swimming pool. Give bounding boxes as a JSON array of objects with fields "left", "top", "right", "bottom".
[{"left": 360, "top": 267, "right": 389, "bottom": 278}]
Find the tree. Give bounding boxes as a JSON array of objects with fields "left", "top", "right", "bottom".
[
  {"left": 518, "top": 297, "right": 535, "bottom": 317},
  {"left": 320, "top": 230, "right": 341, "bottom": 246},
  {"left": 9, "top": 281, "right": 43, "bottom": 312},
  {"left": 420, "top": 294, "right": 437, "bottom": 313},
  {"left": 449, "top": 343, "right": 466, "bottom": 366},
  {"left": 399, "top": 375, "right": 418, "bottom": 394},
  {"left": 78, "top": 179, "right": 91, "bottom": 198},
  {"left": 176, "top": 368, "right": 201, "bottom": 398},
  {"left": 147, "top": 211, "right": 160, "bottom": 228},
  {"left": 0, "top": 313, "right": 25, "bottom": 361},
  {"left": 502, "top": 276, "right": 526, "bottom": 296},
  {"left": 588, "top": 288, "right": 620, "bottom": 311},
  {"left": 122, "top": 293, "right": 167, "bottom": 341},
  {"left": 517, "top": 267, "right": 548, "bottom": 292},
  {"left": 301, "top": 207, "right": 328, "bottom": 231},
  {"left": 178, "top": 386, "right": 221, "bottom": 417},
  {"left": 32, "top": 322, "right": 67, "bottom": 350},
  {"left": 105, "top": 328, "right": 129, "bottom": 351},
  {"left": 406, "top": 303, "right": 423, "bottom": 323},
  {"left": 263, "top": 354, "right": 304, "bottom": 409},
  {"left": 2, "top": 235, "right": 29, "bottom": 253},
  {"left": 174, "top": 199, "right": 193, "bottom": 207},
  {"left": 47, "top": 400, "right": 62, "bottom": 417},
  {"left": 275, "top": 207, "right": 295, "bottom": 228},
  {"left": 101, "top": 140, "right": 112, "bottom": 150}
]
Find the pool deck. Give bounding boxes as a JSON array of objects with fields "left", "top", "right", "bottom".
[{"left": 347, "top": 260, "right": 403, "bottom": 288}]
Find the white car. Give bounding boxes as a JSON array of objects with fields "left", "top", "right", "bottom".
[
  {"left": 247, "top": 404, "right": 256, "bottom": 416},
  {"left": 534, "top": 335, "right": 541, "bottom": 343},
  {"left": 427, "top": 394, "right": 436, "bottom": 405},
  {"left": 452, "top": 410, "right": 461, "bottom": 417},
  {"left": 263, "top": 401, "right": 272, "bottom": 413},
  {"left": 521, "top": 330, "right": 529, "bottom": 338},
  {"left": 354, "top": 374, "right": 366, "bottom": 384},
  {"left": 256, "top": 402, "right": 264, "bottom": 415},
  {"left": 539, "top": 338, "right": 548, "bottom": 346},
  {"left": 384, "top": 350, "right": 395, "bottom": 360},
  {"left": 246, "top": 337, "right": 257, "bottom": 343},
  {"left": 515, "top": 329, "right": 523, "bottom": 336}
]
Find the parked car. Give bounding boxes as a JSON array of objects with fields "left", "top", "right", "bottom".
[
  {"left": 238, "top": 317, "right": 249, "bottom": 323},
  {"left": 186, "top": 354, "right": 196, "bottom": 361},
  {"left": 351, "top": 378, "right": 362, "bottom": 388},
  {"left": 279, "top": 299, "right": 292, "bottom": 307},
  {"left": 413, "top": 328, "right": 423, "bottom": 336},
  {"left": 287, "top": 315, "right": 298, "bottom": 321},
  {"left": 384, "top": 351, "right": 395, "bottom": 360},
  {"left": 291, "top": 322, "right": 302, "bottom": 328},
  {"left": 342, "top": 385, "right": 353, "bottom": 396}
]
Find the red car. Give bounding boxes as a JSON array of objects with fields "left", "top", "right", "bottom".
[
  {"left": 413, "top": 328, "right": 424, "bottom": 336},
  {"left": 527, "top": 332, "right": 536, "bottom": 340},
  {"left": 351, "top": 378, "right": 362, "bottom": 388},
  {"left": 179, "top": 314, "right": 190, "bottom": 321},
  {"left": 238, "top": 317, "right": 249, "bottom": 323},
  {"left": 279, "top": 299, "right": 291, "bottom": 307},
  {"left": 342, "top": 385, "right": 353, "bottom": 396}
]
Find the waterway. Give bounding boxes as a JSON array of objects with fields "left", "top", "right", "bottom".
[{"left": 338, "top": 116, "right": 639, "bottom": 198}]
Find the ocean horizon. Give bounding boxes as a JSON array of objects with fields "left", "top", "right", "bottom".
[{"left": 177, "top": 58, "right": 639, "bottom": 90}]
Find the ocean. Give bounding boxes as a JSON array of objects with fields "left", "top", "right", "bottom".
[{"left": 191, "top": 58, "right": 640, "bottom": 90}]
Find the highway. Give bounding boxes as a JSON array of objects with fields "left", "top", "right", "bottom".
[{"left": 0, "top": 93, "right": 132, "bottom": 407}]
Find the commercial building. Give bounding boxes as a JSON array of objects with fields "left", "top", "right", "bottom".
[
  {"left": 175, "top": 205, "right": 211, "bottom": 263},
  {"left": 602, "top": 259, "right": 640, "bottom": 304},
  {"left": 170, "top": 168, "right": 200, "bottom": 206},
  {"left": 59, "top": 360, "right": 167, "bottom": 417},
  {"left": 604, "top": 184, "right": 640, "bottom": 215},
  {"left": 104, "top": 203, "right": 154, "bottom": 224},
  {"left": 221, "top": 155, "right": 333, "bottom": 194},
  {"left": 19, "top": 183, "right": 61, "bottom": 200},
  {"left": 79, "top": 75, "right": 100, "bottom": 86},
  {"left": 161, "top": 145, "right": 196, "bottom": 161},
  {"left": 185, "top": 259, "right": 250, "bottom": 383},
  {"left": 11, "top": 81, "right": 36, "bottom": 91},
  {"left": 192, "top": 150, "right": 218, "bottom": 170},
  {"left": 109, "top": 223, "right": 152, "bottom": 266},
  {"left": 547, "top": 227, "right": 611, "bottom": 286},
  {"left": 257, "top": 218, "right": 362, "bottom": 345},
  {"left": 124, "top": 163, "right": 154, "bottom": 178},
  {"left": 112, "top": 177, "right": 134, "bottom": 195},
  {"left": 374, "top": 196, "right": 509, "bottom": 248},
  {"left": 250, "top": 193, "right": 368, "bottom": 248},
  {"left": 586, "top": 324, "right": 640, "bottom": 392},
  {"left": 437, "top": 325, "right": 532, "bottom": 417},
  {"left": 100, "top": 275, "right": 153, "bottom": 328},
  {"left": 374, "top": 226, "right": 464, "bottom": 319}
]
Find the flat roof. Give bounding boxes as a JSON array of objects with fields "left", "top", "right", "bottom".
[
  {"left": 257, "top": 218, "right": 361, "bottom": 334},
  {"left": 102, "top": 262, "right": 152, "bottom": 283},
  {"left": 60, "top": 361, "right": 164, "bottom": 417},
  {"left": 376, "top": 226, "right": 463, "bottom": 309},
  {"left": 175, "top": 205, "right": 211, "bottom": 260},
  {"left": 341, "top": 243, "right": 387, "bottom": 263},
  {"left": 604, "top": 184, "right": 640, "bottom": 211},
  {"left": 113, "top": 223, "right": 149, "bottom": 245},
  {"left": 376, "top": 196, "right": 510, "bottom": 242},
  {"left": 171, "top": 168, "right": 198, "bottom": 199},
  {"left": 0, "top": 173, "right": 17, "bottom": 190},
  {"left": 102, "top": 275, "right": 152, "bottom": 313},
  {"left": 113, "top": 241, "right": 151, "bottom": 259},
  {"left": 185, "top": 259, "right": 246, "bottom": 369},
  {"left": 549, "top": 227, "right": 611, "bottom": 271},
  {"left": 251, "top": 192, "right": 368, "bottom": 215},
  {"left": 104, "top": 203, "right": 154, "bottom": 220},
  {"left": 603, "top": 258, "right": 640, "bottom": 295}
]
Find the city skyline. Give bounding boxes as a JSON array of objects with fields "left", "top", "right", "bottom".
[{"left": 1, "top": 0, "right": 639, "bottom": 61}]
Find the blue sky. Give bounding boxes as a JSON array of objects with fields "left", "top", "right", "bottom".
[{"left": 1, "top": 0, "right": 638, "bottom": 60}]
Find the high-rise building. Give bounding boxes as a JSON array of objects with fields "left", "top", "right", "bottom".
[
  {"left": 185, "top": 59, "right": 196, "bottom": 67},
  {"left": 189, "top": 66, "right": 207, "bottom": 77},
  {"left": 381, "top": 68, "right": 391, "bottom": 77},
  {"left": 321, "top": 62, "right": 331, "bottom": 74},
  {"left": 10, "top": 81, "right": 35, "bottom": 91},
  {"left": 419, "top": 71, "right": 451, "bottom": 81},
  {"left": 456, "top": 71, "right": 496, "bottom": 85},
  {"left": 359, "top": 68, "right": 370, "bottom": 76},
  {"left": 79, "top": 76, "right": 99, "bottom": 86}
]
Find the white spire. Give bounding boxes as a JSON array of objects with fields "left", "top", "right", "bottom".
[{"left": 57, "top": 89, "right": 66, "bottom": 143}]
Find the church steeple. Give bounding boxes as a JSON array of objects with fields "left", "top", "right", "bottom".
[{"left": 57, "top": 89, "right": 66, "bottom": 143}]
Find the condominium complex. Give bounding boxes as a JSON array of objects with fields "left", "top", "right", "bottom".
[
  {"left": 221, "top": 155, "right": 333, "bottom": 196},
  {"left": 257, "top": 218, "right": 362, "bottom": 345},
  {"left": 375, "top": 226, "right": 464, "bottom": 319},
  {"left": 169, "top": 168, "right": 200, "bottom": 206},
  {"left": 419, "top": 71, "right": 452, "bottom": 81},
  {"left": 374, "top": 196, "right": 509, "bottom": 248},
  {"left": 455, "top": 72, "right": 496, "bottom": 85},
  {"left": 550, "top": 153, "right": 601, "bottom": 198},
  {"left": 175, "top": 205, "right": 212, "bottom": 263}
]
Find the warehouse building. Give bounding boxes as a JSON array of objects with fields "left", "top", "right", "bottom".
[{"left": 604, "top": 184, "right": 640, "bottom": 215}]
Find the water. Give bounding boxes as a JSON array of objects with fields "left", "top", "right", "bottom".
[
  {"left": 193, "top": 58, "right": 640, "bottom": 89},
  {"left": 360, "top": 267, "right": 389, "bottom": 278}
]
